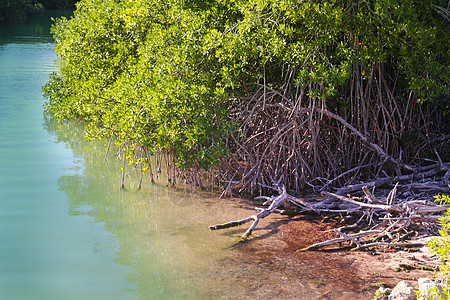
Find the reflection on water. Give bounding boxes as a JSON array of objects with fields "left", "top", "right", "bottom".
[
  {"left": 0, "top": 9, "right": 340, "bottom": 300},
  {"left": 0, "top": 20, "right": 136, "bottom": 300},
  {"left": 0, "top": 9, "right": 258, "bottom": 300},
  {"left": 43, "top": 118, "right": 261, "bottom": 299}
]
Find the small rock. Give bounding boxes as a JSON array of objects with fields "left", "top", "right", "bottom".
[
  {"left": 418, "top": 278, "right": 447, "bottom": 300},
  {"left": 372, "top": 287, "right": 391, "bottom": 300},
  {"left": 418, "top": 278, "right": 436, "bottom": 299},
  {"left": 373, "top": 286, "right": 392, "bottom": 299},
  {"left": 388, "top": 281, "right": 416, "bottom": 300}
]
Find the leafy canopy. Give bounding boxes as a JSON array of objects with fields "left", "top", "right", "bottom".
[{"left": 44, "top": 0, "right": 449, "bottom": 168}]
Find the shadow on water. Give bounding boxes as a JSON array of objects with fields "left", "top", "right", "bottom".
[{"left": 42, "top": 117, "right": 264, "bottom": 299}]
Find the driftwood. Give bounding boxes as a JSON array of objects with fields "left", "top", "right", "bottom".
[
  {"left": 298, "top": 230, "right": 382, "bottom": 251},
  {"left": 209, "top": 187, "right": 289, "bottom": 239},
  {"left": 333, "top": 164, "right": 449, "bottom": 196},
  {"left": 301, "top": 164, "right": 450, "bottom": 250},
  {"left": 210, "top": 173, "right": 322, "bottom": 238},
  {"left": 210, "top": 162, "right": 450, "bottom": 250},
  {"left": 209, "top": 184, "right": 317, "bottom": 238}
]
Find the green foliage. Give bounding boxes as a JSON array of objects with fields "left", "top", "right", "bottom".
[
  {"left": 45, "top": 0, "right": 233, "bottom": 168},
  {"left": 427, "top": 194, "right": 450, "bottom": 299},
  {"left": 428, "top": 195, "right": 450, "bottom": 276},
  {"left": 44, "top": 0, "right": 449, "bottom": 169}
]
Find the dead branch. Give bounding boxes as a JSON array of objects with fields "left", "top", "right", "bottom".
[
  {"left": 211, "top": 158, "right": 449, "bottom": 252},
  {"left": 321, "top": 191, "right": 404, "bottom": 212},
  {"left": 209, "top": 187, "right": 291, "bottom": 239},
  {"left": 333, "top": 228, "right": 363, "bottom": 248},
  {"left": 210, "top": 181, "right": 321, "bottom": 239},
  {"left": 355, "top": 241, "right": 425, "bottom": 249},
  {"left": 298, "top": 230, "right": 381, "bottom": 251},
  {"left": 333, "top": 163, "right": 449, "bottom": 195},
  {"left": 300, "top": 172, "right": 450, "bottom": 251}
]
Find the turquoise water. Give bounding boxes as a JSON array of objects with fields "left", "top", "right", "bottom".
[
  {"left": 0, "top": 11, "right": 253, "bottom": 300},
  {"left": 0, "top": 10, "right": 365, "bottom": 300},
  {"left": 0, "top": 12, "right": 136, "bottom": 299}
]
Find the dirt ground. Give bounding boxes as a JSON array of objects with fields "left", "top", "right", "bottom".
[{"left": 224, "top": 211, "right": 440, "bottom": 300}]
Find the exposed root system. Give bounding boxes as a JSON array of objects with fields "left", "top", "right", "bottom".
[
  {"left": 219, "top": 64, "right": 449, "bottom": 195},
  {"left": 210, "top": 163, "right": 450, "bottom": 250}
]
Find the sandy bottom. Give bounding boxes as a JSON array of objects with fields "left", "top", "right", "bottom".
[{"left": 214, "top": 201, "right": 440, "bottom": 300}]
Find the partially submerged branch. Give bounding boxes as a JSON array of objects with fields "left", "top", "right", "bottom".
[
  {"left": 321, "top": 191, "right": 403, "bottom": 212},
  {"left": 298, "top": 230, "right": 382, "bottom": 251},
  {"left": 209, "top": 186, "right": 315, "bottom": 239}
]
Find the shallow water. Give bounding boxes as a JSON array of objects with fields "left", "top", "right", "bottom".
[
  {"left": 0, "top": 10, "right": 369, "bottom": 300},
  {"left": 0, "top": 11, "right": 254, "bottom": 300}
]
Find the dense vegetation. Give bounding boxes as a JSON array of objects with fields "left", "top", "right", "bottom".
[
  {"left": 44, "top": 0, "right": 449, "bottom": 193},
  {"left": 0, "top": 0, "right": 76, "bottom": 22}
]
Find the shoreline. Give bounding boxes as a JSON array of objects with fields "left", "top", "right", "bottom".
[{"left": 227, "top": 210, "right": 439, "bottom": 299}]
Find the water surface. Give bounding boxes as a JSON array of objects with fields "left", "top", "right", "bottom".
[
  {"left": 0, "top": 11, "right": 252, "bottom": 300},
  {"left": 1, "top": 10, "right": 361, "bottom": 300}
]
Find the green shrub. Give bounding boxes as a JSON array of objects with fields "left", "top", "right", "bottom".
[
  {"left": 43, "top": 0, "right": 449, "bottom": 171},
  {"left": 427, "top": 195, "right": 450, "bottom": 299}
]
